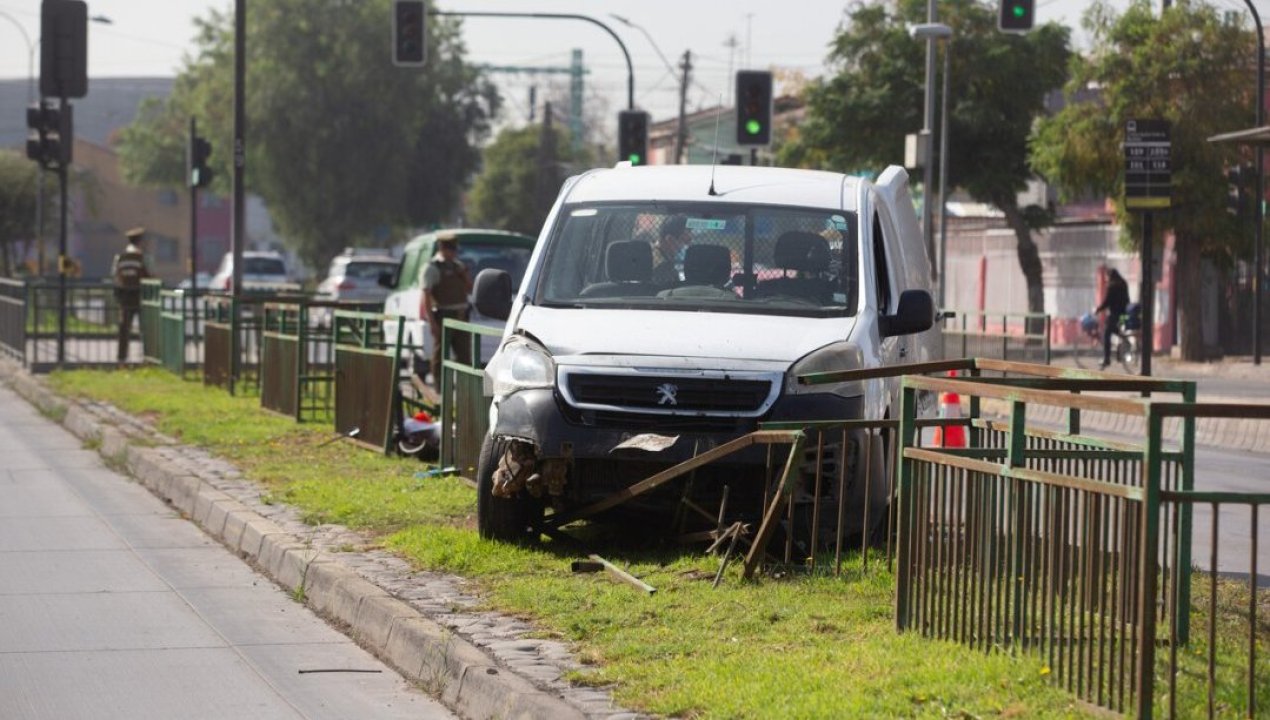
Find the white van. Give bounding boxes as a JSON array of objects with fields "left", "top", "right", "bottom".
[{"left": 472, "top": 164, "right": 937, "bottom": 541}]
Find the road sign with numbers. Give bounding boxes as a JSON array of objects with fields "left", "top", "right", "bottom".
[{"left": 1124, "top": 119, "right": 1171, "bottom": 210}]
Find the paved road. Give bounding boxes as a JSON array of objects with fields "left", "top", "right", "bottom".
[
  {"left": 1189, "top": 443, "right": 1269, "bottom": 586},
  {"left": 0, "top": 385, "right": 455, "bottom": 720}
]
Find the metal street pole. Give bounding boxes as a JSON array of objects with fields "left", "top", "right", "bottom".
[
  {"left": 189, "top": 117, "right": 199, "bottom": 296},
  {"left": 430, "top": 11, "right": 635, "bottom": 110},
  {"left": 923, "top": 0, "right": 938, "bottom": 281},
  {"left": 230, "top": 0, "right": 245, "bottom": 393},
  {"left": 920, "top": 4, "right": 939, "bottom": 283},
  {"left": 1241, "top": 0, "right": 1265, "bottom": 365},
  {"left": 938, "top": 37, "right": 952, "bottom": 310},
  {"left": 56, "top": 95, "right": 67, "bottom": 365},
  {"left": 910, "top": 22, "right": 952, "bottom": 290}
]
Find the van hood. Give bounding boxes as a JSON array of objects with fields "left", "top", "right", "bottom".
[{"left": 515, "top": 306, "right": 854, "bottom": 364}]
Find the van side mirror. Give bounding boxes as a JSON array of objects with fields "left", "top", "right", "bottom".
[
  {"left": 880, "top": 289, "right": 934, "bottom": 338},
  {"left": 473, "top": 268, "right": 513, "bottom": 321},
  {"left": 377, "top": 270, "right": 395, "bottom": 289}
]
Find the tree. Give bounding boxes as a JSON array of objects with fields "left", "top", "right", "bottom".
[
  {"left": 1031, "top": 0, "right": 1252, "bottom": 360},
  {"left": 116, "top": 0, "right": 500, "bottom": 268},
  {"left": 468, "top": 114, "right": 592, "bottom": 236},
  {"left": 780, "top": 0, "right": 1070, "bottom": 319},
  {"left": 0, "top": 151, "right": 44, "bottom": 276}
]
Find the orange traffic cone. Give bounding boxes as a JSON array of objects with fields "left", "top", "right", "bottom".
[{"left": 933, "top": 372, "right": 967, "bottom": 448}]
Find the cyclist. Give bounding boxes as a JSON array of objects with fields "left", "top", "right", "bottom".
[{"left": 1094, "top": 268, "right": 1130, "bottom": 370}]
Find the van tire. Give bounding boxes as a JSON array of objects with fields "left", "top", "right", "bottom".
[
  {"left": 865, "top": 432, "right": 890, "bottom": 545},
  {"left": 476, "top": 435, "right": 535, "bottom": 543}
]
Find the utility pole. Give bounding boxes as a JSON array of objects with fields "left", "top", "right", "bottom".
[
  {"left": 188, "top": 117, "right": 199, "bottom": 295},
  {"left": 230, "top": 0, "right": 246, "bottom": 393},
  {"left": 536, "top": 102, "right": 558, "bottom": 218},
  {"left": 675, "top": 50, "right": 692, "bottom": 165}
]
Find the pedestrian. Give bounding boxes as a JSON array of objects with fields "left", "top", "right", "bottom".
[
  {"left": 419, "top": 234, "right": 472, "bottom": 387},
  {"left": 651, "top": 214, "right": 691, "bottom": 285},
  {"left": 112, "top": 227, "right": 150, "bottom": 366},
  {"left": 1094, "top": 268, "right": 1130, "bottom": 370}
]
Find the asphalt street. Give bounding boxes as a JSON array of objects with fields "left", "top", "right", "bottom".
[{"left": 0, "top": 384, "right": 455, "bottom": 720}]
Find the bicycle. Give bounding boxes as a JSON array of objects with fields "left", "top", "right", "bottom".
[{"left": 1073, "top": 311, "right": 1139, "bottom": 373}]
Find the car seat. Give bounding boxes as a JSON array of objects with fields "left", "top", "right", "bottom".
[
  {"left": 579, "top": 240, "right": 657, "bottom": 298},
  {"left": 754, "top": 231, "right": 835, "bottom": 304},
  {"left": 658, "top": 244, "right": 737, "bottom": 299}
]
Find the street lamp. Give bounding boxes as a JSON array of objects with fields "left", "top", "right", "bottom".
[{"left": 910, "top": 22, "right": 953, "bottom": 306}]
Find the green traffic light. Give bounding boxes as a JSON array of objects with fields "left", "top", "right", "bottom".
[
  {"left": 745, "top": 119, "right": 762, "bottom": 136},
  {"left": 628, "top": 153, "right": 642, "bottom": 165},
  {"left": 1013, "top": 4, "right": 1026, "bottom": 16}
]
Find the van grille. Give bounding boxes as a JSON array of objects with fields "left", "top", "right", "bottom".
[{"left": 564, "top": 374, "right": 773, "bottom": 414}]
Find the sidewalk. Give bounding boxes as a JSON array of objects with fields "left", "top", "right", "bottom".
[
  {"left": 0, "top": 382, "right": 452, "bottom": 720},
  {"left": 0, "top": 359, "right": 631, "bottom": 720}
]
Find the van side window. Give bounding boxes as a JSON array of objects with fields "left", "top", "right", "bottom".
[{"left": 871, "top": 213, "right": 892, "bottom": 314}]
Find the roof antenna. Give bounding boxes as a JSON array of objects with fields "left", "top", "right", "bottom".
[{"left": 708, "top": 94, "right": 723, "bottom": 196}]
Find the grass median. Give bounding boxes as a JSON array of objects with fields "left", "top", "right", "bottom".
[{"left": 50, "top": 367, "right": 1126, "bottom": 718}]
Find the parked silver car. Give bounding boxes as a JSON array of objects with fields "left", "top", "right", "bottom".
[{"left": 316, "top": 251, "right": 398, "bottom": 304}]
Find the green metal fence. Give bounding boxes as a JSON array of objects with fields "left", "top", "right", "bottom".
[
  {"left": 332, "top": 310, "right": 403, "bottom": 454},
  {"left": 140, "top": 280, "right": 163, "bottom": 363},
  {"left": 439, "top": 318, "right": 502, "bottom": 477},
  {"left": 0, "top": 278, "right": 24, "bottom": 363},
  {"left": 892, "top": 371, "right": 1264, "bottom": 718},
  {"left": 941, "top": 310, "right": 1051, "bottom": 364},
  {"left": 203, "top": 295, "right": 234, "bottom": 389},
  {"left": 24, "top": 278, "right": 136, "bottom": 370},
  {"left": 260, "top": 303, "right": 303, "bottom": 419},
  {"left": 1151, "top": 402, "right": 1269, "bottom": 720}
]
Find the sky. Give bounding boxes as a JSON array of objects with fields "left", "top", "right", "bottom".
[{"left": 0, "top": 0, "right": 1262, "bottom": 127}]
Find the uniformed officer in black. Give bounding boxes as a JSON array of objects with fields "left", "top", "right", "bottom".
[
  {"left": 419, "top": 235, "right": 472, "bottom": 386},
  {"left": 112, "top": 227, "right": 150, "bottom": 364}
]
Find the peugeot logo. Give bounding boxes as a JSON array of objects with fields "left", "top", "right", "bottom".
[{"left": 655, "top": 382, "right": 679, "bottom": 406}]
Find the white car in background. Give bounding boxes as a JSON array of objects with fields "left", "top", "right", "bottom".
[{"left": 209, "top": 251, "right": 301, "bottom": 294}]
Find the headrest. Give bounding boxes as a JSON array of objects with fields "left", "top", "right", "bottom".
[
  {"left": 682, "top": 244, "right": 732, "bottom": 286},
  {"left": 773, "top": 231, "right": 830, "bottom": 273},
  {"left": 605, "top": 240, "right": 653, "bottom": 282}
]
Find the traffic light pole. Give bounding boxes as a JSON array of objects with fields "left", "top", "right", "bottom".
[
  {"left": 1242, "top": 0, "right": 1264, "bottom": 365},
  {"left": 230, "top": 0, "right": 246, "bottom": 395},
  {"left": 56, "top": 95, "right": 68, "bottom": 365},
  {"left": 189, "top": 117, "right": 199, "bottom": 296},
  {"left": 1142, "top": 211, "right": 1153, "bottom": 377},
  {"left": 428, "top": 11, "right": 634, "bottom": 110}
]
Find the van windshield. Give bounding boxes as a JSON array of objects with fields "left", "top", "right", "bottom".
[{"left": 533, "top": 203, "right": 858, "bottom": 317}]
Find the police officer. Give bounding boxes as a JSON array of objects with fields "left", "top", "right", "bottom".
[
  {"left": 112, "top": 227, "right": 150, "bottom": 364},
  {"left": 419, "top": 235, "right": 472, "bottom": 386}
]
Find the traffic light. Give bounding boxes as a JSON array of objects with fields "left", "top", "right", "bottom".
[
  {"left": 618, "top": 110, "right": 649, "bottom": 166},
  {"left": 393, "top": 0, "right": 426, "bottom": 67},
  {"left": 735, "top": 70, "right": 773, "bottom": 146},
  {"left": 998, "top": 0, "right": 1035, "bottom": 33},
  {"left": 40, "top": 0, "right": 89, "bottom": 99},
  {"left": 189, "top": 136, "right": 213, "bottom": 189},
  {"left": 25, "top": 101, "right": 73, "bottom": 169}
]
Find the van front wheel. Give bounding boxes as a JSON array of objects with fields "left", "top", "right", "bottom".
[{"left": 476, "top": 435, "right": 538, "bottom": 543}]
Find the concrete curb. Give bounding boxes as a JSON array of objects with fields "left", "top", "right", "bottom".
[{"left": 0, "top": 362, "right": 589, "bottom": 720}]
